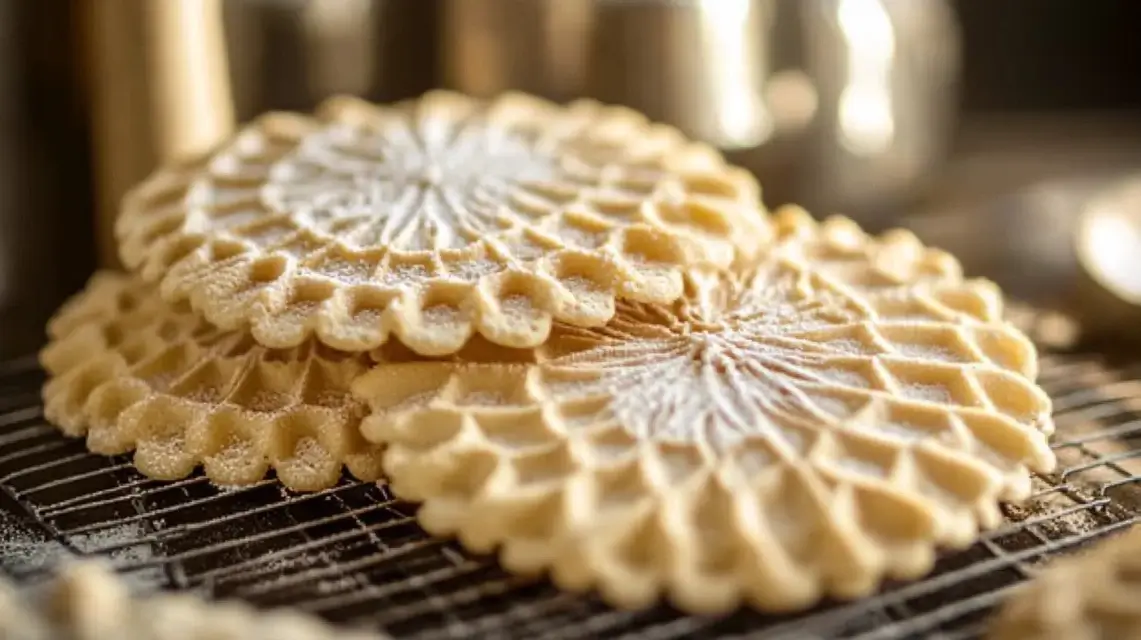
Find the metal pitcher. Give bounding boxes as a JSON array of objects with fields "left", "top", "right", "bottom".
[
  {"left": 84, "top": 0, "right": 439, "bottom": 269},
  {"left": 441, "top": 0, "right": 961, "bottom": 227}
]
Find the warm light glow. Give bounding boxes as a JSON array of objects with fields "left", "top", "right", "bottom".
[
  {"left": 303, "top": 0, "right": 376, "bottom": 97},
  {"left": 150, "top": 0, "right": 234, "bottom": 161},
  {"left": 1082, "top": 204, "right": 1141, "bottom": 302},
  {"left": 766, "top": 69, "right": 818, "bottom": 134},
  {"left": 698, "top": 0, "right": 773, "bottom": 148},
  {"left": 838, "top": 0, "right": 895, "bottom": 58},
  {"left": 837, "top": 0, "right": 895, "bottom": 156}
]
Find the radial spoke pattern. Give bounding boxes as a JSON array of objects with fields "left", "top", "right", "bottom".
[
  {"left": 0, "top": 347, "right": 1139, "bottom": 638},
  {"left": 116, "top": 92, "right": 767, "bottom": 355},
  {"left": 354, "top": 214, "right": 1058, "bottom": 614},
  {"left": 39, "top": 272, "right": 382, "bottom": 492}
]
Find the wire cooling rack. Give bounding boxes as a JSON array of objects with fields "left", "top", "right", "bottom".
[{"left": 1, "top": 345, "right": 1139, "bottom": 640}]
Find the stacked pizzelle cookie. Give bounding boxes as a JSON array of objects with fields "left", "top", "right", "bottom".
[{"left": 41, "top": 91, "right": 1058, "bottom": 615}]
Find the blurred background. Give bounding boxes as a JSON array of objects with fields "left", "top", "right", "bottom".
[{"left": 2, "top": 0, "right": 1141, "bottom": 359}]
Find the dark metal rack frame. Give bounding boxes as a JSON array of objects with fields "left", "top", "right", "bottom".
[{"left": 1, "top": 347, "right": 1139, "bottom": 639}]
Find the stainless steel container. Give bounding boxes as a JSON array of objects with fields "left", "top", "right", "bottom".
[
  {"left": 442, "top": 0, "right": 961, "bottom": 227},
  {"left": 84, "top": 0, "right": 438, "bottom": 268},
  {"left": 442, "top": 0, "right": 592, "bottom": 103},
  {"left": 798, "top": 0, "right": 960, "bottom": 222},
  {"left": 223, "top": 0, "right": 438, "bottom": 117},
  {"left": 86, "top": 0, "right": 235, "bottom": 268}
]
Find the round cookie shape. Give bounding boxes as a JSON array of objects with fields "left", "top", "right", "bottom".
[
  {"left": 41, "top": 272, "right": 384, "bottom": 492},
  {"left": 353, "top": 212, "right": 1056, "bottom": 614},
  {"left": 117, "top": 91, "right": 766, "bottom": 355}
]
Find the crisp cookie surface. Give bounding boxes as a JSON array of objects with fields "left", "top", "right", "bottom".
[
  {"left": 0, "top": 561, "right": 383, "bottom": 640},
  {"left": 116, "top": 91, "right": 766, "bottom": 356},
  {"left": 988, "top": 526, "right": 1141, "bottom": 640},
  {"left": 40, "top": 272, "right": 383, "bottom": 492},
  {"left": 353, "top": 211, "right": 1056, "bottom": 614}
]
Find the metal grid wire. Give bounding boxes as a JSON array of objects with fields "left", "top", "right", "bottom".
[{"left": 1, "top": 346, "right": 1140, "bottom": 640}]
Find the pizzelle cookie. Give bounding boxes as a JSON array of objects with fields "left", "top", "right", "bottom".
[
  {"left": 987, "top": 526, "right": 1141, "bottom": 640},
  {"left": 0, "top": 561, "right": 384, "bottom": 640},
  {"left": 353, "top": 210, "right": 1056, "bottom": 614},
  {"left": 40, "top": 271, "right": 382, "bottom": 492},
  {"left": 116, "top": 91, "right": 766, "bottom": 356}
]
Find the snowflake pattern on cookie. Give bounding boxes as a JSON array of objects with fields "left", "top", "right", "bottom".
[
  {"left": 41, "top": 272, "right": 384, "bottom": 492},
  {"left": 353, "top": 212, "right": 1056, "bottom": 614},
  {"left": 117, "top": 91, "right": 765, "bottom": 355}
]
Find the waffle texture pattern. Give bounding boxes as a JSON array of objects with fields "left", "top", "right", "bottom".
[
  {"left": 116, "top": 91, "right": 766, "bottom": 356},
  {"left": 353, "top": 208, "right": 1056, "bottom": 614},
  {"left": 41, "top": 272, "right": 382, "bottom": 492}
]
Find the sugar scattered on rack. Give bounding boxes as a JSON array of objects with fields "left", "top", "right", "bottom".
[{"left": 0, "top": 348, "right": 1139, "bottom": 638}]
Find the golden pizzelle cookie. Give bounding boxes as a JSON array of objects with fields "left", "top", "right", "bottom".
[
  {"left": 0, "top": 561, "right": 384, "bottom": 640},
  {"left": 40, "top": 271, "right": 382, "bottom": 492},
  {"left": 353, "top": 212, "right": 1056, "bottom": 614},
  {"left": 987, "top": 526, "right": 1141, "bottom": 640},
  {"left": 116, "top": 90, "right": 766, "bottom": 356}
]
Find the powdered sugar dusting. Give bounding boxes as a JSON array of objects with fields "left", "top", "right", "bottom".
[
  {"left": 0, "top": 510, "right": 160, "bottom": 590},
  {"left": 457, "top": 391, "right": 508, "bottom": 407},
  {"left": 540, "top": 261, "right": 1044, "bottom": 459},
  {"left": 422, "top": 305, "right": 461, "bottom": 326},
  {"left": 359, "top": 213, "right": 1059, "bottom": 615},
  {"left": 901, "top": 383, "right": 954, "bottom": 405},
  {"left": 263, "top": 120, "right": 562, "bottom": 252},
  {"left": 42, "top": 271, "right": 385, "bottom": 493},
  {"left": 118, "top": 92, "right": 775, "bottom": 356},
  {"left": 500, "top": 295, "right": 534, "bottom": 320},
  {"left": 0, "top": 510, "right": 69, "bottom": 575},
  {"left": 380, "top": 264, "right": 431, "bottom": 287},
  {"left": 448, "top": 259, "right": 502, "bottom": 282}
]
